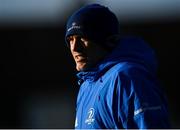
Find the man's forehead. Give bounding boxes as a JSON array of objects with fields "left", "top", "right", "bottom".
[
  {"left": 68, "top": 35, "right": 80, "bottom": 38},
  {"left": 68, "top": 35, "right": 89, "bottom": 41}
]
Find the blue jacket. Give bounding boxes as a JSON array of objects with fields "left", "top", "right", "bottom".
[{"left": 75, "top": 36, "right": 170, "bottom": 129}]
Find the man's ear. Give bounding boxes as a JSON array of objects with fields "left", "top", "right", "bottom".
[{"left": 105, "top": 35, "right": 121, "bottom": 49}]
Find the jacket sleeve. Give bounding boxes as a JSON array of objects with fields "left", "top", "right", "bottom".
[{"left": 112, "top": 70, "right": 170, "bottom": 129}]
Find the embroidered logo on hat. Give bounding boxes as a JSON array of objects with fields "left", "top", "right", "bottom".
[{"left": 67, "top": 22, "right": 81, "bottom": 32}]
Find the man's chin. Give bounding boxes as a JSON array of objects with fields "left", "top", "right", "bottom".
[
  {"left": 76, "top": 63, "right": 89, "bottom": 71},
  {"left": 76, "top": 66, "right": 87, "bottom": 72}
]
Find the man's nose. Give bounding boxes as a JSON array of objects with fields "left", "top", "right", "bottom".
[{"left": 71, "top": 38, "right": 83, "bottom": 52}]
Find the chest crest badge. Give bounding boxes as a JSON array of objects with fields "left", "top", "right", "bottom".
[{"left": 85, "top": 108, "right": 95, "bottom": 125}]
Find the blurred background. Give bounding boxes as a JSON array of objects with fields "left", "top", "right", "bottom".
[{"left": 0, "top": 0, "right": 179, "bottom": 128}]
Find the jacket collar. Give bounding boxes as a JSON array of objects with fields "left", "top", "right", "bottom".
[{"left": 76, "top": 36, "right": 158, "bottom": 84}]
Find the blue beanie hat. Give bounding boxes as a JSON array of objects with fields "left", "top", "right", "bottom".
[{"left": 65, "top": 4, "right": 119, "bottom": 50}]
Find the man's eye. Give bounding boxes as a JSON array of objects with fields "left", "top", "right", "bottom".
[
  {"left": 81, "top": 37, "right": 88, "bottom": 42},
  {"left": 67, "top": 37, "right": 73, "bottom": 42}
]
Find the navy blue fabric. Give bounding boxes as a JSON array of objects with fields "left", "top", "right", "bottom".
[
  {"left": 75, "top": 36, "right": 170, "bottom": 129},
  {"left": 65, "top": 4, "right": 119, "bottom": 49}
]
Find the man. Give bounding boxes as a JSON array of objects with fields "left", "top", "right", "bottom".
[{"left": 65, "top": 4, "right": 170, "bottom": 129}]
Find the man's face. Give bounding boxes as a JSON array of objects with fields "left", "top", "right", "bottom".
[{"left": 67, "top": 35, "right": 108, "bottom": 71}]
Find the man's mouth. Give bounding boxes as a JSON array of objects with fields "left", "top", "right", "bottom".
[{"left": 75, "top": 55, "right": 87, "bottom": 62}]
